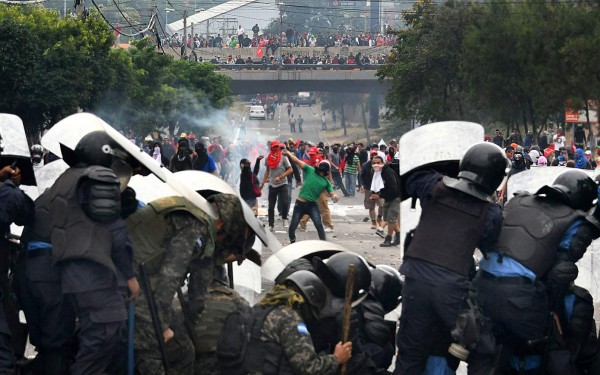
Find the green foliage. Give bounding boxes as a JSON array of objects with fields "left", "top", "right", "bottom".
[
  {"left": 0, "top": 5, "right": 232, "bottom": 140},
  {"left": 379, "top": 0, "right": 600, "bottom": 136}
]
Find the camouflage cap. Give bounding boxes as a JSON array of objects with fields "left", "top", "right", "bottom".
[{"left": 207, "top": 193, "right": 247, "bottom": 257}]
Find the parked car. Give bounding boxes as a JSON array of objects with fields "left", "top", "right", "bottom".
[{"left": 249, "top": 105, "right": 266, "bottom": 120}]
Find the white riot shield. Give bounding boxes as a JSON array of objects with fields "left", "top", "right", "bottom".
[
  {"left": 399, "top": 121, "right": 484, "bottom": 177},
  {"left": 0, "top": 114, "right": 36, "bottom": 186},
  {"left": 506, "top": 167, "right": 600, "bottom": 313},
  {"left": 261, "top": 240, "right": 356, "bottom": 281},
  {"left": 34, "top": 159, "right": 69, "bottom": 194},
  {"left": 41, "top": 113, "right": 216, "bottom": 219}
]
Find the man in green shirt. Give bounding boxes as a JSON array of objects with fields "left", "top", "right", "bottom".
[{"left": 282, "top": 149, "right": 339, "bottom": 243}]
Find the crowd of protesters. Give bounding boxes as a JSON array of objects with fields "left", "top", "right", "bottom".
[
  {"left": 136, "top": 128, "right": 400, "bottom": 246},
  {"left": 165, "top": 28, "right": 396, "bottom": 50}
]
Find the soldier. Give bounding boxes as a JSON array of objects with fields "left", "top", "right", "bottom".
[
  {"left": 46, "top": 131, "right": 140, "bottom": 374},
  {"left": 126, "top": 188, "right": 259, "bottom": 373},
  {"left": 193, "top": 265, "right": 249, "bottom": 375},
  {"left": 471, "top": 170, "right": 600, "bottom": 373},
  {"left": 220, "top": 270, "right": 352, "bottom": 374},
  {"left": 396, "top": 142, "right": 508, "bottom": 374},
  {"left": 126, "top": 194, "right": 212, "bottom": 375},
  {"left": 0, "top": 121, "right": 35, "bottom": 373}
]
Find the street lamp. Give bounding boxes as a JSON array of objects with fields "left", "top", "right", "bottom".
[{"left": 165, "top": 7, "right": 174, "bottom": 27}]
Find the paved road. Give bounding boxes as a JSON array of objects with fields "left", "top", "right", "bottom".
[{"left": 230, "top": 102, "right": 471, "bottom": 373}]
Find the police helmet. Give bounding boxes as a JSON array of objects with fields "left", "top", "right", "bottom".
[
  {"left": 313, "top": 252, "right": 371, "bottom": 306},
  {"left": 537, "top": 170, "right": 597, "bottom": 211},
  {"left": 370, "top": 265, "right": 403, "bottom": 314},
  {"left": 444, "top": 142, "right": 509, "bottom": 201},
  {"left": 31, "top": 144, "right": 44, "bottom": 155},
  {"left": 284, "top": 270, "right": 328, "bottom": 312},
  {"left": 73, "top": 131, "right": 120, "bottom": 168}
]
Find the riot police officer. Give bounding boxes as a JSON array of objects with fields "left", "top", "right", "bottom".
[
  {"left": 0, "top": 126, "right": 35, "bottom": 373},
  {"left": 310, "top": 252, "right": 380, "bottom": 375},
  {"left": 471, "top": 170, "right": 600, "bottom": 373},
  {"left": 396, "top": 142, "right": 508, "bottom": 374},
  {"left": 47, "top": 131, "right": 140, "bottom": 374},
  {"left": 14, "top": 190, "right": 77, "bottom": 375},
  {"left": 357, "top": 265, "right": 402, "bottom": 371}
]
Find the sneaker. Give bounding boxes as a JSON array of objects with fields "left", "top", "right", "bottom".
[
  {"left": 375, "top": 229, "right": 385, "bottom": 238},
  {"left": 283, "top": 219, "right": 289, "bottom": 228},
  {"left": 324, "top": 227, "right": 334, "bottom": 233},
  {"left": 269, "top": 226, "right": 274, "bottom": 232},
  {"left": 380, "top": 235, "right": 393, "bottom": 247}
]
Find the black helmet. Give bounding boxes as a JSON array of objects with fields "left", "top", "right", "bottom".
[
  {"left": 537, "top": 170, "right": 597, "bottom": 211},
  {"left": 284, "top": 270, "right": 327, "bottom": 312},
  {"left": 313, "top": 252, "right": 371, "bottom": 306},
  {"left": 370, "top": 265, "right": 403, "bottom": 314},
  {"left": 73, "top": 131, "right": 119, "bottom": 168},
  {"left": 444, "top": 142, "right": 509, "bottom": 201},
  {"left": 275, "top": 258, "right": 314, "bottom": 285}
]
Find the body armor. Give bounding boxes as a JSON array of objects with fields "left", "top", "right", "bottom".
[
  {"left": 126, "top": 196, "right": 214, "bottom": 275},
  {"left": 497, "top": 193, "right": 581, "bottom": 277},
  {"left": 48, "top": 167, "right": 118, "bottom": 271},
  {"left": 22, "top": 191, "right": 52, "bottom": 244},
  {"left": 405, "top": 182, "right": 490, "bottom": 276}
]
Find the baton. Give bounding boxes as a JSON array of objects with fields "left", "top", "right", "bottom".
[
  {"left": 139, "top": 263, "right": 169, "bottom": 374},
  {"left": 341, "top": 264, "right": 356, "bottom": 375},
  {"left": 127, "top": 300, "right": 135, "bottom": 375},
  {"left": 227, "top": 262, "right": 234, "bottom": 289}
]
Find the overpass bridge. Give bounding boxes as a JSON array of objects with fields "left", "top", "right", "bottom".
[{"left": 215, "top": 64, "right": 389, "bottom": 94}]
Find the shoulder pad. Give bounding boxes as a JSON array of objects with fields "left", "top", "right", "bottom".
[{"left": 84, "top": 166, "right": 119, "bottom": 185}]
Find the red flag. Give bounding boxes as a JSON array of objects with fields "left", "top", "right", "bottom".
[{"left": 256, "top": 47, "right": 263, "bottom": 58}]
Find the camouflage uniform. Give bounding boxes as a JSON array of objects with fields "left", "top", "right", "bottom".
[
  {"left": 193, "top": 270, "right": 249, "bottom": 375},
  {"left": 258, "top": 305, "right": 339, "bottom": 375},
  {"left": 187, "top": 194, "right": 246, "bottom": 317},
  {"left": 126, "top": 197, "right": 216, "bottom": 375}
]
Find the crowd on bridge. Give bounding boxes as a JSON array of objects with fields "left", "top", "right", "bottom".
[{"left": 165, "top": 27, "right": 396, "bottom": 51}]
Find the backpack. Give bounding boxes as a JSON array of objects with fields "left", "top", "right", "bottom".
[{"left": 217, "top": 305, "right": 280, "bottom": 374}]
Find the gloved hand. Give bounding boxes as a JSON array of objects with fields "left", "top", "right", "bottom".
[{"left": 546, "top": 259, "right": 578, "bottom": 287}]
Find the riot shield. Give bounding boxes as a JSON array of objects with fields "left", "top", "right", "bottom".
[
  {"left": 0, "top": 114, "right": 36, "bottom": 186},
  {"left": 261, "top": 240, "right": 357, "bottom": 281},
  {"left": 399, "top": 121, "right": 484, "bottom": 178},
  {"left": 41, "top": 112, "right": 216, "bottom": 219}
]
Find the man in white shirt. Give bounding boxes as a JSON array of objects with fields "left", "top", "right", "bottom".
[{"left": 237, "top": 25, "right": 245, "bottom": 48}]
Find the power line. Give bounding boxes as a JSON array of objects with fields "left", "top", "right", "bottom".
[{"left": 90, "top": 0, "right": 157, "bottom": 37}]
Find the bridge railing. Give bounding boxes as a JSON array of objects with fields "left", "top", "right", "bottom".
[{"left": 213, "top": 63, "right": 383, "bottom": 71}]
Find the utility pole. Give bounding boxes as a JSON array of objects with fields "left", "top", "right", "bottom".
[{"left": 182, "top": 10, "right": 188, "bottom": 58}]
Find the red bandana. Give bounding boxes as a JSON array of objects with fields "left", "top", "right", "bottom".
[{"left": 267, "top": 149, "right": 282, "bottom": 169}]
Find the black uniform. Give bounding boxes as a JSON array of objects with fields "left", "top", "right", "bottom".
[
  {"left": 0, "top": 179, "right": 34, "bottom": 373},
  {"left": 395, "top": 171, "right": 502, "bottom": 375},
  {"left": 14, "top": 191, "right": 76, "bottom": 374},
  {"left": 356, "top": 295, "right": 396, "bottom": 370},
  {"left": 473, "top": 192, "right": 600, "bottom": 373},
  {"left": 48, "top": 166, "right": 135, "bottom": 375}
]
